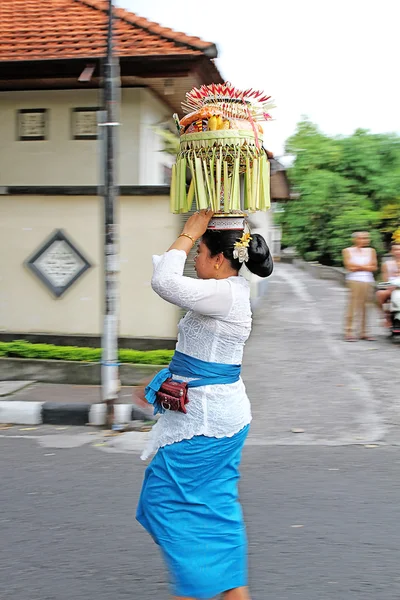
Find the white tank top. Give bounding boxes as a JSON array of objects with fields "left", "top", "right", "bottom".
[
  {"left": 386, "top": 259, "right": 400, "bottom": 283},
  {"left": 346, "top": 247, "right": 374, "bottom": 283}
]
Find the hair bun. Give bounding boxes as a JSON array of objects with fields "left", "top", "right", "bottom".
[
  {"left": 248, "top": 234, "right": 269, "bottom": 263},
  {"left": 246, "top": 233, "right": 273, "bottom": 278},
  {"left": 201, "top": 229, "right": 273, "bottom": 279}
]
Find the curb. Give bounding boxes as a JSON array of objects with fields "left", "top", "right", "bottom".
[{"left": 0, "top": 401, "right": 152, "bottom": 426}]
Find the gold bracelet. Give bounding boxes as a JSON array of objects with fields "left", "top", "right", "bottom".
[{"left": 179, "top": 233, "right": 196, "bottom": 246}]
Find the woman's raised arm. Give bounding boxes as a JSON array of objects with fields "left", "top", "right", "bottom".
[{"left": 151, "top": 250, "right": 233, "bottom": 318}]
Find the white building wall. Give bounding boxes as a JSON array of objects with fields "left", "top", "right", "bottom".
[
  {"left": 0, "top": 194, "right": 179, "bottom": 339},
  {"left": 0, "top": 86, "right": 180, "bottom": 339},
  {"left": 0, "top": 88, "right": 169, "bottom": 187},
  {"left": 138, "top": 88, "right": 170, "bottom": 185}
]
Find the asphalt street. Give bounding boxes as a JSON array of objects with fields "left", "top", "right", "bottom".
[
  {"left": 245, "top": 263, "right": 400, "bottom": 446},
  {"left": 2, "top": 437, "right": 400, "bottom": 600},
  {"left": 1, "top": 263, "right": 400, "bottom": 600}
]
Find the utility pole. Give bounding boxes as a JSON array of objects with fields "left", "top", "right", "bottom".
[{"left": 101, "top": 0, "right": 120, "bottom": 428}]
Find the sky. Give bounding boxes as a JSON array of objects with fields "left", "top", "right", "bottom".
[{"left": 117, "top": 0, "right": 399, "bottom": 159}]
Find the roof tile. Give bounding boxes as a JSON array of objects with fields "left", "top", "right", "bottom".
[{"left": 0, "top": 0, "right": 216, "bottom": 61}]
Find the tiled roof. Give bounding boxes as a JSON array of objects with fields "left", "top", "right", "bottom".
[{"left": 0, "top": 0, "right": 218, "bottom": 62}]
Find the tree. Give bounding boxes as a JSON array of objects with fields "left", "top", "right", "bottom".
[{"left": 279, "top": 120, "right": 400, "bottom": 265}]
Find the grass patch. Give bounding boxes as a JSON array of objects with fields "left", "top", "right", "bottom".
[{"left": 0, "top": 340, "right": 173, "bottom": 365}]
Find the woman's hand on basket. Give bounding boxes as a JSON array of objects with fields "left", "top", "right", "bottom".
[
  {"left": 183, "top": 209, "right": 214, "bottom": 241},
  {"left": 168, "top": 209, "right": 214, "bottom": 254}
]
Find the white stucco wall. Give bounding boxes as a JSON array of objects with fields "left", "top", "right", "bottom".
[
  {"left": 0, "top": 194, "right": 180, "bottom": 339},
  {"left": 137, "top": 89, "right": 170, "bottom": 185},
  {"left": 0, "top": 88, "right": 170, "bottom": 187}
]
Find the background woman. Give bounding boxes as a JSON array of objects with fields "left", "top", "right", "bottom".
[
  {"left": 376, "top": 242, "right": 400, "bottom": 326},
  {"left": 136, "top": 209, "right": 273, "bottom": 600},
  {"left": 342, "top": 231, "right": 377, "bottom": 341}
]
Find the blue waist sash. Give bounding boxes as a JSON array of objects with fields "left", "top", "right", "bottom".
[{"left": 145, "top": 350, "right": 241, "bottom": 414}]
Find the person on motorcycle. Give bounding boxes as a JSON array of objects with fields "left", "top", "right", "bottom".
[
  {"left": 376, "top": 242, "right": 400, "bottom": 327},
  {"left": 342, "top": 231, "right": 378, "bottom": 341}
]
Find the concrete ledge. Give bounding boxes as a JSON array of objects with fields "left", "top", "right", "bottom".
[
  {"left": 0, "top": 358, "right": 160, "bottom": 386},
  {"left": 293, "top": 259, "right": 347, "bottom": 286},
  {"left": 277, "top": 255, "right": 295, "bottom": 264},
  {"left": 0, "top": 401, "right": 151, "bottom": 426}
]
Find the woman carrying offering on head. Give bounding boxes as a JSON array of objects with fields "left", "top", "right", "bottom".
[{"left": 136, "top": 209, "right": 273, "bottom": 600}]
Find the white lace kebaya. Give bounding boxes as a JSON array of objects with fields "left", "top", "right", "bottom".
[{"left": 141, "top": 249, "right": 252, "bottom": 460}]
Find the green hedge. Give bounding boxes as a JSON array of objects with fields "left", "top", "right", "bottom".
[{"left": 0, "top": 341, "right": 173, "bottom": 365}]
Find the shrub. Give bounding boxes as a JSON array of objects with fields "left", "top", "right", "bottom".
[{"left": 0, "top": 341, "right": 173, "bottom": 365}]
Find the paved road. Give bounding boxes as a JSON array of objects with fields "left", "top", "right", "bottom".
[
  {"left": 2, "top": 263, "right": 400, "bottom": 600},
  {"left": 2, "top": 437, "right": 400, "bottom": 600},
  {"left": 244, "top": 263, "right": 399, "bottom": 446}
]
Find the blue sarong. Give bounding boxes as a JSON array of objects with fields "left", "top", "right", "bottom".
[
  {"left": 136, "top": 425, "right": 250, "bottom": 599},
  {"left": 137, "top": 352, "right": 248, "bottom": 598}
]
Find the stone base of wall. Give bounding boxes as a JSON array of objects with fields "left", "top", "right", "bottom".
[
  {"left": 293, "top": 259, "right": 347, "bottom": 285},
  {"left": 0, "top": 357, "right": 160, "bottom": 386}
]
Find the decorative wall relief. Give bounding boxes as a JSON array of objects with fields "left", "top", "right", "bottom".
[
  {"left": 25, "top": 230, "right": 92, "bottom": 297},
  {"left": 17, "top": 109, "right": 48, "bottom": 141},
  {"left": 71, "top": 107, "right": 99, "bottom": 140}
]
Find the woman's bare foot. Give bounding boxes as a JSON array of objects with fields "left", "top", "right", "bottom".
[
  {"left": 345, "top": 335, "right": 357, "bottom": 341},
  {"left": 383, "top": 314, "right": 392, "bottom": 328}
]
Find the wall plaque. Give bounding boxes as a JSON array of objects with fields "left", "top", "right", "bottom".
[
  {"left": 72, "top": 107, "right": 99, "bottom": 140},
  {"left": 25, "top": 230, "right": 91, "bottom": 298},
  {"left": 17, "top": 109, "right": 48, "bottom": 141}
]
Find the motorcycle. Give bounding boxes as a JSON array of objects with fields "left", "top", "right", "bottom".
[{"left": 377, "top": 277, "right": 400, "bottom": 339}]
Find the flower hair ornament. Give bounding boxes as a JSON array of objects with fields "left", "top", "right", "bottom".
[{"left": 233, "top": 233, "right": 252, "bottom": 264}]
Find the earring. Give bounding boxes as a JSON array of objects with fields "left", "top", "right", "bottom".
[{"left": 214, "top": 264, "right": 220, "bottom": 270}]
